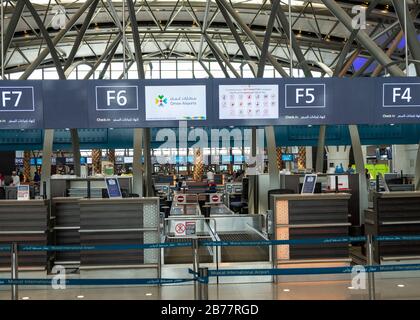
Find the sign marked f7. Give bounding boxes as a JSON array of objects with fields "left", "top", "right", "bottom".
[
  {"left": 285, "top": 84, "right": 326, "bottom": 108},
  {"left": 383, "top": 83, "right": 420, "bottom": 107},
  {"left": 0, "top": 87, "right": 35, "bottom": 111}
]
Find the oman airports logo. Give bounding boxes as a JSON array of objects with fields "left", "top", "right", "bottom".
[{"left": 155, "top": 95, "right": 168, "bottom": 107}]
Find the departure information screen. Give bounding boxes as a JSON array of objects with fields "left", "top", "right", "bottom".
[
  {"left": 145, "top": 85, "right": 207, "bottom": 121},
  {"left": 218, "top": 84, "right": 279, "bottom": 120}
]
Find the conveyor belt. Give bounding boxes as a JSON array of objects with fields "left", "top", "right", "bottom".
[
  {"left": 218, "top": 233, "right": 270, "bottom": 262},
  {"left": 164, "top": 236, "right": 213, "bottom": 264}
]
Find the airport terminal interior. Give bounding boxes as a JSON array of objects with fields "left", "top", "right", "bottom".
[{"left": 1, "top": 0, "right": 420, "bottom": 301}]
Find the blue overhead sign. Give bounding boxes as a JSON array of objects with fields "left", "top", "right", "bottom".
[
  {"left": 0, "top": 86, "right": 34, "bottom": 111},
  {"left": 3, "top": 78, "right": 420, "bottom": 129},
  {"left": 95, "top": 85, "right": 139, "bottom": 111},
  {"left": 0, "top": 82, "right": 43, "bottom": 129},
  {"left": 87, "top": 81, "right": 142, "bottom": 128},
  {"left": 375, "top": 78, "right": 420, "bottom": 124}
]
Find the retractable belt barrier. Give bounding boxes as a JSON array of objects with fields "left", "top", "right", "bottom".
[
  {"left": 0, "top": 278, "right": 193, "bottom": 286},
  {"left": 2, "top": 235, "right": 420, "bottom": 252},
  {"left": 2, "top": 235, "right": 420, "bottom": 292}
]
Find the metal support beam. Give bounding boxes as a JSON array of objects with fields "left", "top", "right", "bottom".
[
  {"left": 143, "top": 128, "right": 153, "bottom": 197},
  {"left": 205, "top": 35, "right": 240, "bottom": 78},
  {"left": 23, "top": 0, "right": 65, "bottom": 79},
  {"left": 84, "top": 34, "right": 123, "bottom": 79},
  {"left": 198, "top": 0, "right": 211, "bottom": 61},
  {"left": 20, "top": 0, "right": 97, "bottom": 80},
  {"left": 63, "top": 0, "right": 100, "bottom": 71},
  {"left": 216, "top": 0, "right": 257, "bottom": 76},
  {"left": 257, "top": 0, "right": 280, "bottom": 77},
  {"left": 333, "top": 0, "right": 381, "bottom": 76},
  {"left": 1, "top": 0, "right": 25, "bottom": 68},
  {"left": 98, "top": 38, "right": 121, "bottom": 79},
  {"left": 41, "top": 129, "right": 54, "bottom": 199},
  {"left": 349, "top": 125, "right": 368, "bottom": 223},
  {"left": 393, "top": 0, "right": 420, "bottom": 75},
  {"left": 127, "top": 0, "right": 145, "bottom": 79},
  {"left": 352, "top": 28, "right": 402, "bottom": 77},
  {"left": 275, "top": 1, "right": 312, "bottom": 77},
  {"left": 371, "top": 30, "right": 404, "bottom": 77},
  {"left": 248, "top": 127, "right": 257, "bottom": 214},
  {"left": 321, "top": 0, "right": 405, "bottom": 77},
  {"left": 132, "top": 128, "right": 144, "bottom": 196},
  {"left": 216, "top": 0, "right": 289, "bottom": 77},
  {"left": 315, "top": 125, "right": 326, "bottom": 173},
  {"left": 70, "top": 129, "right": 81, "bottom": 176},
  {"left": 265, "top": 126, "right": 280, "bottom": 190}
]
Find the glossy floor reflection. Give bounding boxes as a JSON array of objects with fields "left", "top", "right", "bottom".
[{"left": 1, "top": 277, "right": 420, "bottom": 300}]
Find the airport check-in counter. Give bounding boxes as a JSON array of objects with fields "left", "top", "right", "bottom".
[
  {"left": 51, "top": 197, "right": 81, "bottom": 266},
  {"left": 271, "top": 193, "right": 351, "bottom": 270},
  {"left": 365, "top": 191, "right": 420, "bottom": 264},
  {"left": 0, "top": 200, "right": 49, "bottom": 270},
  {"left": 283, "top": 174, "right": 361, "bottom": 226},
  {"left": 51, "top": 197, "right": 160, "bottom": 273},
  {"left": 50, "top": 177, "right": 132, "bottom": 198}
]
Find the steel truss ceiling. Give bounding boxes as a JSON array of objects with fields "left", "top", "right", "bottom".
[{"left": 0, "top": 0, "right": 418, "bottom": 78}]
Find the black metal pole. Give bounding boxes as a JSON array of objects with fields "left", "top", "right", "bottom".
[
  {"left": 42, "top": 181, "right": 47, "bottom": 199},
  {"left": 87, "top": 180, "right": 91, "bottom": 198},
  {"left": 335, "top": 175, "right": 339, "bottom": 193},
  {"left": 11, "top": 242, "right": 18, "bottom": 300}
]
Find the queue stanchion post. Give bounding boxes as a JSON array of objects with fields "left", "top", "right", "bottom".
[
  {"left": 335, "top": 175, "right": 339, "bottom": 193},
  {"left": 87, "top": 180, "right": 91, "bottom": 199},
  {"left": 366, "top": 234, "right": 376, "bottom": 300},
  {"left": 198, "top": 267, "right": 209, "bottom": 300},
  {"left": 42, "top": 181, "right": 47, "bottom": 199},
  {"left": 11, "top": 242, "right": 19, "bottom": 301},
  {"left": 192, "top": 238, "right": 200, "bottom": 300}
]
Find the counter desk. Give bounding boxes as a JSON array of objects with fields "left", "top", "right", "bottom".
[
  {"left": 0, "top": 200, "right": 49, "bottom": 270},
  {"left": 51, "top": 197, "right": 160, "bottom": 272},
  {"left": 365, "top": 191, "right": 420, "bottom": 264},
  {"left": 271, "top": 193, "right": 351, "bottom": 271}
]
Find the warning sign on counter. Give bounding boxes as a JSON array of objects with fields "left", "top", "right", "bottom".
[{"left": 174, "top": 221, "right": 196, "bottom": 236}]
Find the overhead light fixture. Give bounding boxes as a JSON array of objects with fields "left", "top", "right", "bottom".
[
  {"left": 21, "top": 296, "right": 30, "bottom": 300},
  {"left": 76, "top": 295, "right": 85, "bottom": 299},
  {"left": 145, "top": 293, "right": 153, "bottom": 296},
  {"left": 397, "top": 284, "right": 405, "bottom": 288},
  {"left": 283, "top": 289, "right": 290, "bottom": 292}
]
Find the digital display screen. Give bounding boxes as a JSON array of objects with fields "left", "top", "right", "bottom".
[
  {"left": 124, "top": 156, "right": 134, "bottom": 164},
  {"left": 86, "top": 157, "right": 92, "bottom": 164},
  {"left": 281, "top": 154, "right": 294, "bottom": 161},
  {"left": 221, "top": 155, "right": 232, "bottom": 163},
  {"left": 234, "top": 155, "right": 244, "bottom": 164},
  {"left": 15, "top": 158, "right": 24, "bottom": 166},
  {"left": 145, "top": 85, "right": 207, "bottom": 121},
  {"left": 105, "top": 177, "right": 122, "bottom": 198},
  {"left": 219, "top": 84, "right": 279, "bottom": 119}
]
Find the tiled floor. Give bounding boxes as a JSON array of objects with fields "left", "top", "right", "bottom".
[{"left": 0, "top": 277, "right": 419, "bottom": 300}]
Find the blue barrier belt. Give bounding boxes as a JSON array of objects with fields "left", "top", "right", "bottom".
[
  {"left": 5, "top": 235, "right": 420, "bottom": 252},
  {"left": 374, "top": 235, "right": 420, "bottom": 242},
  {"left": 19, "top": 242, "right": 194, "bottom": 252},
  {"left": 201, "top": 236, "right": 366, "bottom": 247},
  {"left": 0, "top": 278, "right": 193, "bottom": 286},
  {"left": 207, "top": 264, "right": 420, "bottom": 277}
]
